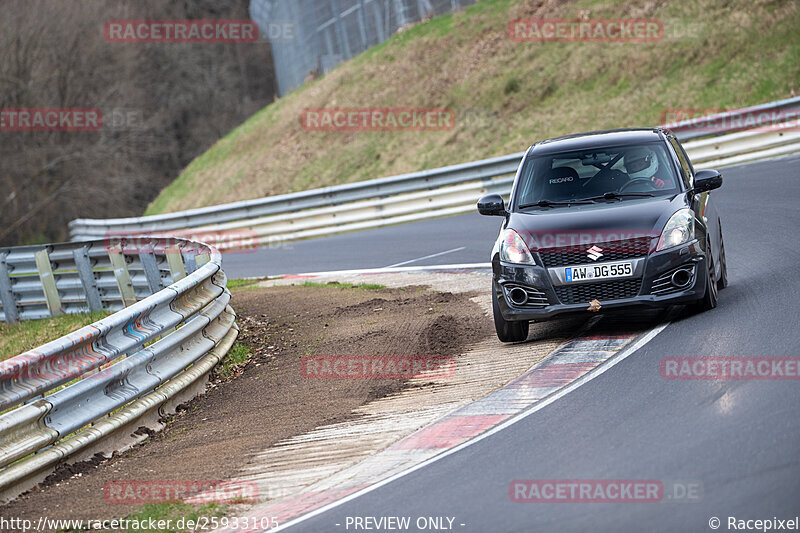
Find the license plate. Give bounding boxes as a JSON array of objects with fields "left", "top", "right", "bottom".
[{"left": 565, "top": 262, "right": 633, "bottom": 283}]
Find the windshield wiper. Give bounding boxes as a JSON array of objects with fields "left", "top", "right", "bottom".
[
  {"left": 577, "top": 192, "right": 654, "bottom": 202},
  {"left": 518, "top": 199, "right": 591, "bottom": 209}
]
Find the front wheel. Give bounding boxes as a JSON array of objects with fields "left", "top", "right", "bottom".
[
  {"left": 492, "top": 288, "right": 529, "bottom": 342},
  {"left": 717, "top": 225, "right": 728, "bottom": 290},
  {"left": 692, "top": 245, "right": 718, "bottom": 313}
]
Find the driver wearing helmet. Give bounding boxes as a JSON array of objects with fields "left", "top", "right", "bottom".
[{"left": 625, "top": 147, "right": 665, "bottom": 189}]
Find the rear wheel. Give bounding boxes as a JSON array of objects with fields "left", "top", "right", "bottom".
[
  {"left": 492, "top": 288, "right": 529, "bottom": 342},
  {"left": 692, "top": 243, "right": 718, "bottom": 312}
]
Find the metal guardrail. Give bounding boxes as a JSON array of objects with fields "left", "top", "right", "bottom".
[
  {"left": 0, "top": 237, "right": 237, "bottom": 501},
  {"left": 70, "top": 152, "right": 523, "bottom": 238},
  {"left": 69, "top": 98, "right": 800, "bottom": 250},
  {"left": 663, "top": 95, "right": 800, "bottom": 141},
  {"left": 0, "top": 239, "right": 208, "bottom": 323},
  {"left": 681, "top": 121, "right": 800, "bottom": 168}
]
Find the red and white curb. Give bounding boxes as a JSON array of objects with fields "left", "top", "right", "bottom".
[{"left": 221, "top": 323, "right": 668, "bottom": 532}]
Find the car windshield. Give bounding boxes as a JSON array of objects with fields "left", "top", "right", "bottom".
[{"left": 515, "top": 142, "right": 680, "bottom": 209}]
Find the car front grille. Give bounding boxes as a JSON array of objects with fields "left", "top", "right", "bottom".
[
  {"left": 539, "top": 237, "right": 652, "bottom": 268},
  {"left": 555, "top": 278, "right": 643, "bottom": 305}
]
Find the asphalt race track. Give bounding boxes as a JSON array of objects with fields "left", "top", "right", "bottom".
[
  {"left": 224, "top": 155, "right": 800, "bottom": 532},
  {"left": 220, "top": 209, "right": 500, "bottom": 278}
]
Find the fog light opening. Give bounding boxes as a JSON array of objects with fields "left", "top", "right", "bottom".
[
  {"left": 671, "top": 268, "right": 692, "bottom": 288},
  {"left": 508, "top": 287, "right": 529, "bottom": 306}
]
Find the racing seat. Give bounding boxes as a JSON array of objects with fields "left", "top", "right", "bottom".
[
  {"left": 541, "top": 166, "right": 581, "bottom": 200},
  {"left": 583, "top": 168, "right": 629, "bottom": 196}
]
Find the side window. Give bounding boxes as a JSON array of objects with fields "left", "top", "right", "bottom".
[{"left": 668, "top": 137, "right": 693, "bottom": 189}]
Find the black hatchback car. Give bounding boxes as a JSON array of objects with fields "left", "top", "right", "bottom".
[{"left": 478, "top": 128, "right": 727, "bottom": 342}]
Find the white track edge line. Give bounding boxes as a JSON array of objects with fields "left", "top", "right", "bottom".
[
  {"left": 268, "top": 321, "right": 670, "bottom": 532},
  {"left": 246, "top": 262, "right": 492, "bottom": 280},
  {"left": 384, "top": 247, "right": 467, "bottom": 268}
]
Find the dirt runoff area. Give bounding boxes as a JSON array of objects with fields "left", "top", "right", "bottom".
[{"left": 1, "top": 282, "right": 491, "bottom": 529}]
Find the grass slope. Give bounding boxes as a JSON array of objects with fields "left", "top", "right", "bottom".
[
  {"left": 0, "top": 312, "right": 110, "bottom": 361},
  {"left": 146, "top": 0, "right": 799, "bottom": 215}
]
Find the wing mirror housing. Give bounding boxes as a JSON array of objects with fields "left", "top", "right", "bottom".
[
  {"left": 692, "top": 169, "right": 723, "bottom": 193},
  {"left": 477, "top": 194, "right": 507, "bottom": 216}
]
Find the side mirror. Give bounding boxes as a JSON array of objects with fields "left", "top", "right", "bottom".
[
  {"left": 693, "top": 169, "right": 722, "bottom": 193},
  {"left": 477, "top": 194, "right": 506, "bottom": 216}
]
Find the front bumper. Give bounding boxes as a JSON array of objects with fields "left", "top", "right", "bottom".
[{"left": 494, "top": 240, "right": 707, "bottom": 321}]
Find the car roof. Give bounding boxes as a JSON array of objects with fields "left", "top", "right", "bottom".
[{"left": 530, "top": 128, "right": 667, "bottom": 155}]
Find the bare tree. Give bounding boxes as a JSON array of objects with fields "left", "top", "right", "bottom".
[{"left": 0, "top": 0, "right": 276, "bottom": 245}]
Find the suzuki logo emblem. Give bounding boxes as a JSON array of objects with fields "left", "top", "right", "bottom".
[{"left": 587, "top": 245, "right": 604, "bottom": 261}]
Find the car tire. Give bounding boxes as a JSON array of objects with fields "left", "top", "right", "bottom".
[
  {"left": 717, "top": 225, "right": 728, "bottom": 290},
  {"left": 692, "top": 242, "right": 718, "bottom": 312},
  {"left": 492, "top": 289, "right": 529, "bottom": 342}
]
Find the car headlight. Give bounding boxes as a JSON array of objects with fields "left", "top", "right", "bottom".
[
  {"left": 656, "top": 208, "right": 695, "bottom": 251},
  {"left": 498, "top": 229, "right": 535, "bottom": 264}
]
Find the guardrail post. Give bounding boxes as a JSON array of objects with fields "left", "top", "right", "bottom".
[
  {"left": 0, "top": 252, "right": 19, "bottom": 323},
  {"left": 166, "top": 249, "right": 187, "bottom": 283},
  {"left": 72, "top": 246, "right": 103, "bottom": 312},
  {"left": 139, "top": 253, "right": 164, "bottom": 294},
  {"left": 34, "top": 249, "right": 63, "bottom": 317},
  {"left": 182, "top": 252, "right": 197, "bottom": 275},
  {"left": 195, "top": 253, "right": 211, "bottom": 267},
  {"left": 107, "top": 248, "right": 137, "bottom": 307}
]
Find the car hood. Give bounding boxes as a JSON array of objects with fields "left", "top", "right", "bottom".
[{"left": 508, "top": 195, "right": 688, "bottom": 249}]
